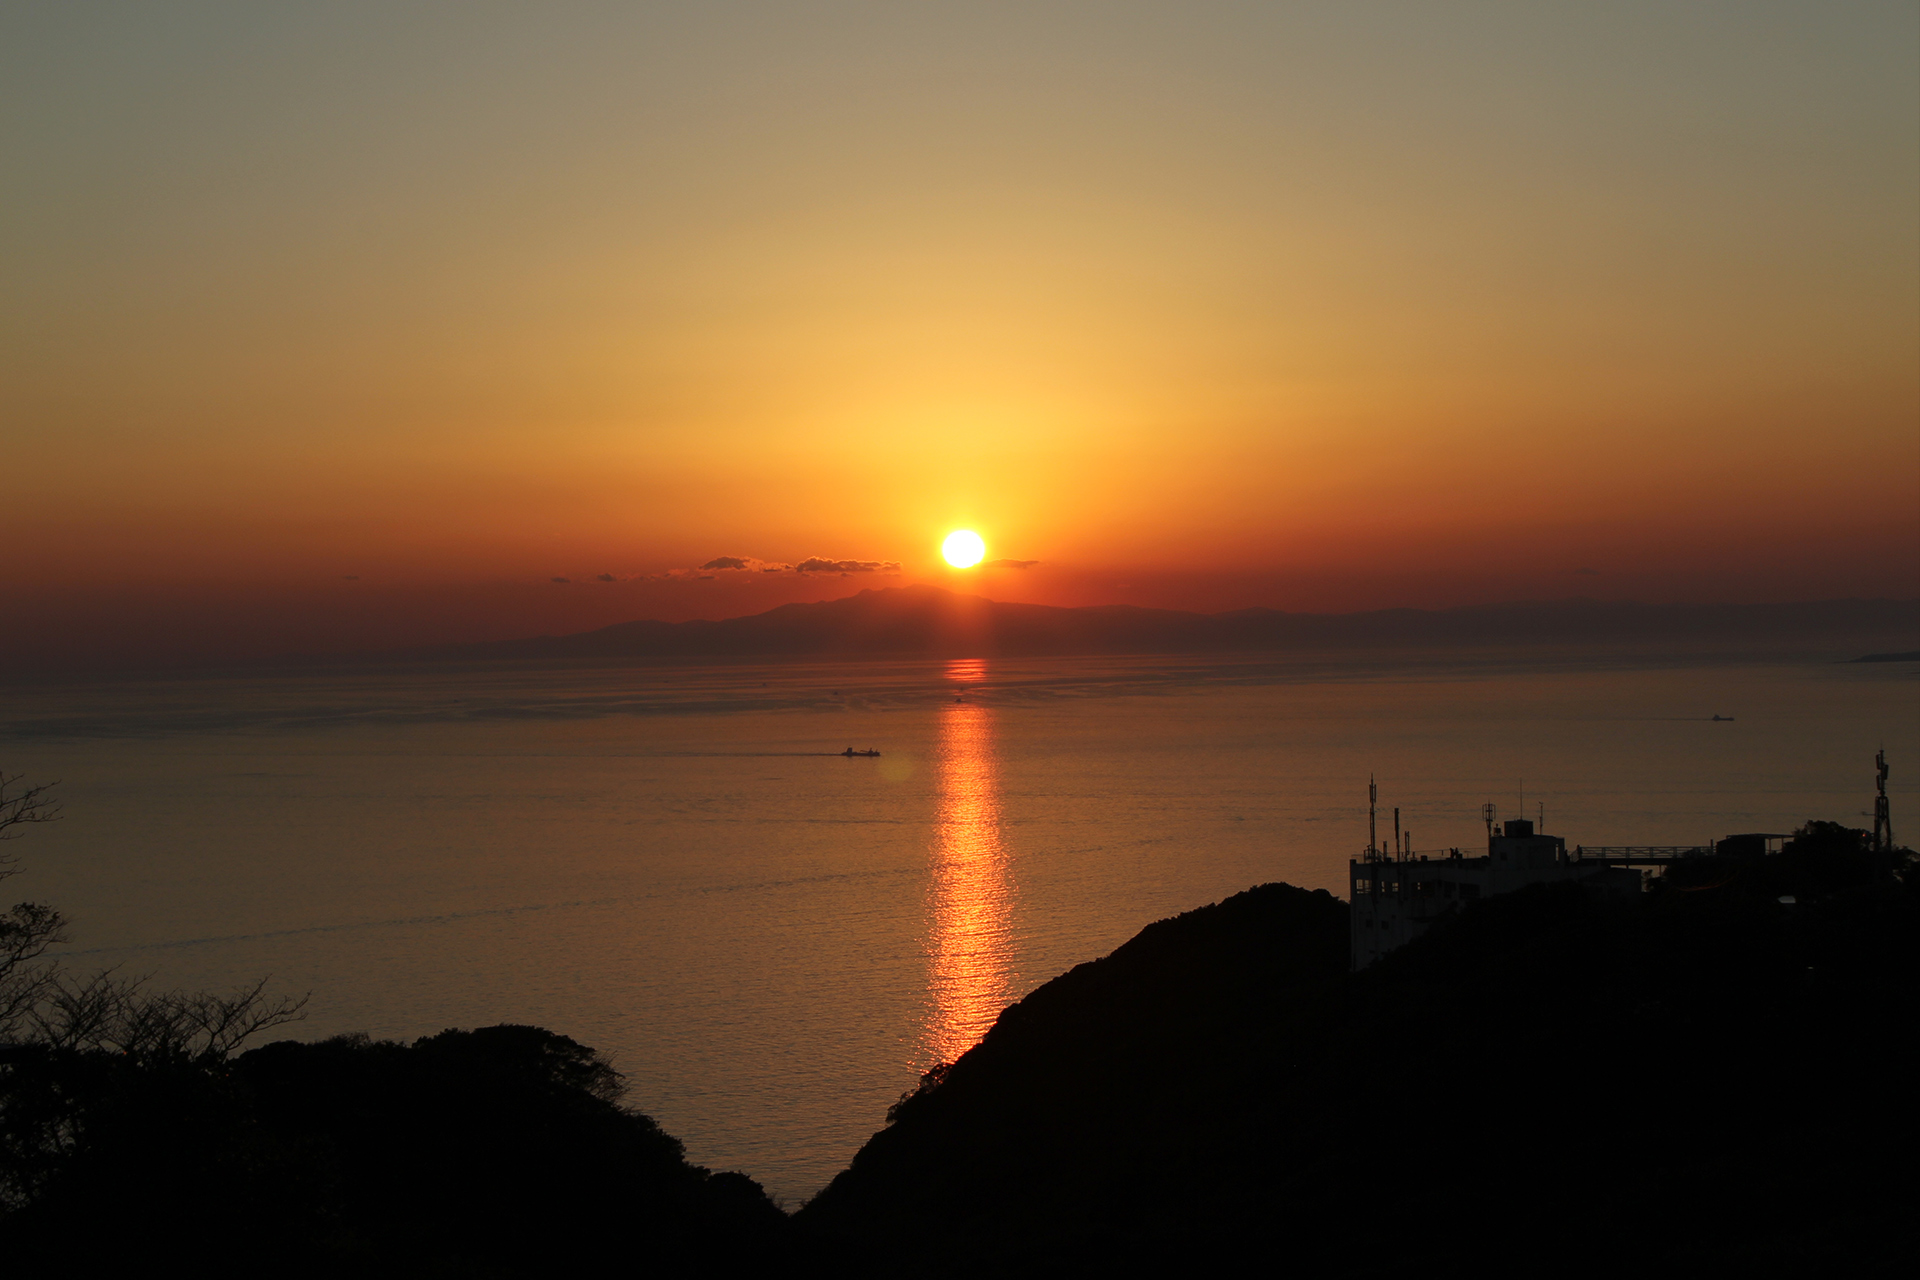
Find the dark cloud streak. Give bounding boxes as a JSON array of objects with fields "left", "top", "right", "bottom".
[
  {"left": 795, "top": 557, "right": 900, "bottom": 574},
  {"left": 613, "top": 553, "right": 904, "bottom": 583}
]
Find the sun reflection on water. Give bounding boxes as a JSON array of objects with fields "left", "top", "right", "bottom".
[{"left": 919, "top": 667, "right": 1016, "bottom": 1068}]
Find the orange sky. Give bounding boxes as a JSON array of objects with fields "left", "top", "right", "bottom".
[{"left": 3, "top": 3, "right": 1915, "bottom": 667}]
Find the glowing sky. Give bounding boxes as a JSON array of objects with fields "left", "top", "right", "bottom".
[{"left": 3, "top": 2, "right": 1915, "bottom": 664}]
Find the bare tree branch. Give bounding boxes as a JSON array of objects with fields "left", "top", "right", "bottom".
[
  {"left": 0, "top": 773, "right": 61, "bottom": 865},
  {"left": 0, "top": 772, "right": 308, "bottom": 1061},
  {"left": 0, "top": 903, "right": 68, "bottom": 1042},
  {"left": 24, "top": 970, "right": 308, "bottom": 1061}
]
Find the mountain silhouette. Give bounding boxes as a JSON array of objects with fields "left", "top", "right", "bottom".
[{"left": 382, "top": 585, "right": 1917, "bottom": 662}]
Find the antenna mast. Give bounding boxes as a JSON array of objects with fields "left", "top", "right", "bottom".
[
  {"left": 1369, "top": 776, "right": 1378, "bottom": 861},
  {"left": 1393, "top": 806, "right": 1401, "bottom": 861},
  {"left": 1874, "top": 750, "right": 1892, "bottom": 852}
]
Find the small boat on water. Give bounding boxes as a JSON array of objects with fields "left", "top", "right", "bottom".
[
  {"left": 1711, "top": 715, "right": 1736, "bottom": 722},
  {"left": 841, "top": 748, "right": 881, "bottom": 757}
]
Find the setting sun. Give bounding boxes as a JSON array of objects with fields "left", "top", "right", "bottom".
[{"left": 942, "top": 530, "right": 986, "bottom": 569}]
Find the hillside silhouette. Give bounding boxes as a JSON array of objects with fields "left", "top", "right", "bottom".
[
  {"left": 800, "top": 823, "right": 1919, "bottom": 1274},
  {"left": 2, "top": 1025, "right": 817, "bottom": 1275},
  {"left": 381, "top": 586, "right": 1918, "bottom": 662}
]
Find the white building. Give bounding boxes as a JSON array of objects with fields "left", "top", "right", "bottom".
[{"left": 1349, "top": 818, "right": 1666, "bottom": 970}]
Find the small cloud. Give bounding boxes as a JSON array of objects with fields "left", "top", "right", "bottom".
[
  {"left": 644, "top": 553, "right": 898, "bottom": 580},
  {"left": 1572, "top": 567, "right": 1601, "bottom": 576},
  {"left": 795, "top": 557, "right": 901, "bottom": 574},
  {"left": 983, "top": 558, "right": 1039, "bottom": 570},
  {"left": 696, "top": 555, "right": 797, "bottom": 574},
  {"left": 596, "top": 573, "right": 618, "bottom": 582},
  {"left": 551, "top": 577, "right": 571, "bottom": 584}
]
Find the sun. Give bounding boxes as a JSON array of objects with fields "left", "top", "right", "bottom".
[{"left": 942, "top": 529, "right": 986, "bottom": 568}]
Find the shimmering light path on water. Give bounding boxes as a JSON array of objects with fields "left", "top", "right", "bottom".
[
  {"left": 4, "top": 652, "right": 1915, "bottom": 1203},
  {"left": 924, "top": 668, "right": 1016, "bottom": 1067}
]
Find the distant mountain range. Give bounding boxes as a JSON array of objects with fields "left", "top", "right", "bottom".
[{"left": 381, "top": 586, "right": 1919, "bottom": 663}]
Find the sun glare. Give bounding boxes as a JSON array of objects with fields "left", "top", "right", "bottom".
[{"left": 942, "top": 530, "right": 986, "bottom": 568}]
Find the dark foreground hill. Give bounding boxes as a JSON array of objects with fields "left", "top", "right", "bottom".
[
  {"left": 800, "top": 825, "right": 1920, "bottom": 1274},
  {"left": 1, "top": 1025, "right": 819, "bottom": 1276},
  {"left": 386, "top": 585, "right": 1919, "bottom": 663}
]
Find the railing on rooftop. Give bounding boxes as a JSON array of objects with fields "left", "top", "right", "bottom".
[
  {"left": 1570, "top": 846, "right": 1712, "bottom": 861},
  {"left": 1358, "top": 848, "right": 1468, "bottom": 864}
]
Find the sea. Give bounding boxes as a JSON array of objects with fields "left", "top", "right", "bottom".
[{"left": 4, "top": 648, "right": 1914, "bottom": 1204}]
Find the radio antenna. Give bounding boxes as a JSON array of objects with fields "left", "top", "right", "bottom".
[
  {"left": 1369, "top": 775, "right": 1378, "bottom": 860},
  {"left": 1874, "top": 749, "right": 1892, "bottom": 852}
]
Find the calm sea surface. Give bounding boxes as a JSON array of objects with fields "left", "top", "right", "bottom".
[{"left": 5, "top": 651, "right": 1914, "bottom": 1203}]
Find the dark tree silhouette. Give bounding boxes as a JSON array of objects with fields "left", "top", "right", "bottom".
[
  {"left": 0, "top": 772, "right": 60, "bottom": 845},
  {"left": 0, "top": 774, "right": 64, "bottom": 1039},
  {"left": 4, "top": 1025, "right": 804, "bottom": 1274}
]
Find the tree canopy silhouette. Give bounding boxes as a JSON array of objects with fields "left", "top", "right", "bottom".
[{"left": 4, "top": 1025, "right": 800, "bottom": 1274}]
